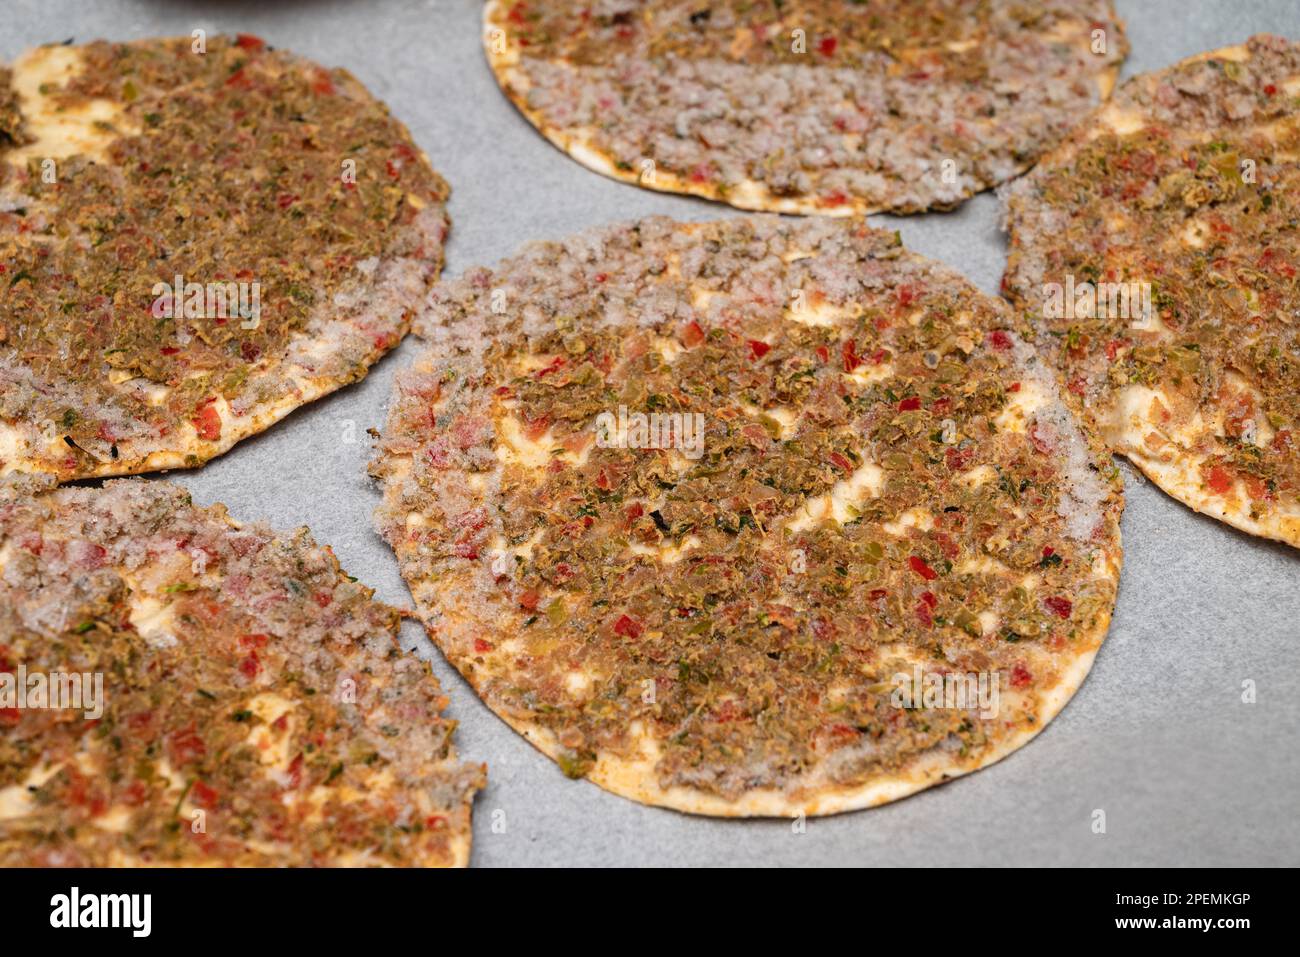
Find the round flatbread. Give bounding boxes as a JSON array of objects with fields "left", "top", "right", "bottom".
[
  {"left": 0, "top": 477, "right": 484, "bottom": 866},
  {"left": 483, "top": 0, "right": 1128, "bottom": 215},
  {"left": 0, "top": 35, "right": 450, "bottom": 481},
  {"left": 1003, "top": 35, "right": 1300, "bottom": 548},
  {"left": 372, "top": 216, "right": 1123, "bottom": 816}
]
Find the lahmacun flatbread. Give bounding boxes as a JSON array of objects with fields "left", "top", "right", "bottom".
[
  {"left": 1003, "top": 35, "right": 1300, "bottom": 548},
  {"left": 483, "top": 0, "right": 1128, "bottom": 215},
  {"left": 0, "top": 35, "right": 450, "bottom": 481},
  {"left": 0, "top": 477, "right": 484, "bottom": 866},
  {"left": 372, "top": 216, "right": 1123, "bottom": 816}
]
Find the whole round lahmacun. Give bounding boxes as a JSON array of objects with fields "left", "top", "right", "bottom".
[
  {"left": 0, "top": 35, "right": 450, "bottom": 480},
  {"left": 484, "top": 0, "right": 1128, "bottom": 215},
  {"left": 0, "top": 477, "right": 483, "bottom": 867},
  {"left": 1003, "top": 35, "right": 1300, "bottom": 548},
  {"left": 372, "top": 216, "right": 1123, "bottom": 816}
]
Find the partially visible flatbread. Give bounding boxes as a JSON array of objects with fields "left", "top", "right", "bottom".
[
  {"left": 1003, "top": 35, "right": 1300, "bottom": 548},
  {"left": 373, "top": 216, "right": 1124, "bottom": 816},
  {"left": 0, "top": 477, "right": 484, "bottom": 866},
  {"left": 0, "top": 36, "right": 449, "bottom": 480},
  {"left": 484, "top": 0, "right": 1127, "bottom": 215}
]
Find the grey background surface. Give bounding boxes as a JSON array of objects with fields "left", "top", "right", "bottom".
[{"left": 5, "top": 0, "right": 1298, "bottom": 866}]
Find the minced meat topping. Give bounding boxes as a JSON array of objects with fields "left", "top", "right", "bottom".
[
  {"left": 490, "top": 0, "right": 1127, "bottom": 212},
  {"left": 0, "top": 36, "right": 449, "bottom": 475},
  {"left": 1003, "top": 34, "right": 1300, "bottom": 530},
  {"left": 376, "top": 216, "right": 1123, "bottom": 804},
  {"left": 0, "top": 477, "right": 483, "bottom": 866}
]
